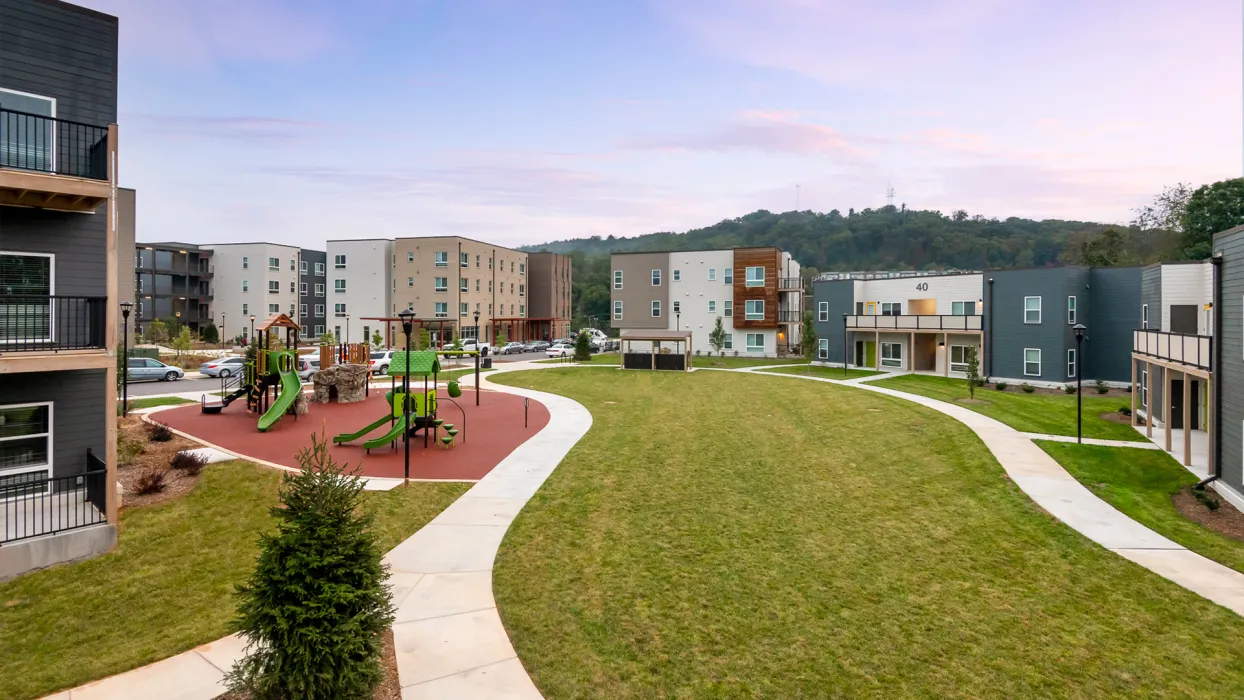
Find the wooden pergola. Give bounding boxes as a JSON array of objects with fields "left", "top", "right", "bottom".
[
  {"left": 362, "top": 317, "right": 458, "bottom": 350},
  {"left": 619, "top": 329, "right": 693, "bottom": 372},
  {"left": 491, "top": 317, "right": 560, "bottom": 344}
]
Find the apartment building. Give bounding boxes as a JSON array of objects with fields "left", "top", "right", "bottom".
[
  {"left": 611, "top": 247, "right": 802, "bottom": 356},
  {"left": 133, "top": 241, "right": 212, "bottom": 336},
  {"left": 204, "top": 242, "right": 302, "bottom": 340},
  {"left": 298, "top": 248, "right": 326, "bottom": 338},
  {"left": 325, "top": 239, "right": 392, "bottom": 345},
  {"left": 0, "top": 0, "right": 120, "bottom": 577},
  {"left": 527, "top": 251, "right": 573, "bottom": 340}
]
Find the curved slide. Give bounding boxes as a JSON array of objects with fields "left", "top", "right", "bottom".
[
  {"left": 257, "top": 365, "right": 302, "bottom": 432},
  {"left": 333, "top": 415, "right": 392, "bottom": 445},
  {"left": 361, "top": 414, "right": 409, "bottom": 451}
]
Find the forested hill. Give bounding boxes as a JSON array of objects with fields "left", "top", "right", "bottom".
[{"left": 521, "top": 207, "right": 1124, "bottom": 273}]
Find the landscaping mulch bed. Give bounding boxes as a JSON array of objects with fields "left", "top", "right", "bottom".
[
  {"left": 214, "top": 629, "right": 399, "bottom": 700},
  {"left": 1172, "top": 486, "right": 1244, "bottom": 543},
  {"left": 117, "top": 416, "right": 205, "bottom": 509}
]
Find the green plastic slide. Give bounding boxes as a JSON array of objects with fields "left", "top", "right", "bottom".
[
  {"left": 362, "top": 414, "right": 409, "bottom": 451},
  {"left": 257, "top": 356, "right": 302, "bottom": 432},
  {"left": 333, "top": 414, "right": 392, "bottom": 445}
]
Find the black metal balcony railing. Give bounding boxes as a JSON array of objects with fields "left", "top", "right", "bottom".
[
  {"left": 0, "top": 295, "right": 107, "bottom": 351},
  {"left": 846, "top": 314, "right": 984, "bottom": 331},
  {"left": 0, "top": 108, "right": 109, "bottom": 180},
  {"left": 1133, "top": 329, "right": 1212, "bottom": 371},
  {"left": 778, "top": 277, "right": 803, "bottom": 290},
  {"left": 1, "top": 456, "right": 108, "bottom": 545}
]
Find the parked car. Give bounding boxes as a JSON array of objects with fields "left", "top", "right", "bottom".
[
  {"left": 499, "top": 341, "right": 526, "bottom": 355},
  {"left": 297, "top": 357, "right": 320, "bottom": 381},
  {"left": 199, "top": 356, "right": 247, "bottom": 378},
  {"left": 546, "top": 343, "right": 574, "bottom": 358},
  {"left": 527, "top": 340, "right": 551, "bottom": 353},
  {"left": 369, "top": 350, "right": 396, "bottom": 375},
  {"left": 127, "top": 358, "right": 185, "bottom": 382},
  {"left": 459, "top": 339, "right": 492, "bottom": 356}
]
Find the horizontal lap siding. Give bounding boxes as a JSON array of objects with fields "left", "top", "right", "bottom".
[
  {"left": 1215, "top": 229, "right": 1244, "bottom": 493},
  {"left": 1, "top": 370, "right": 106, "bottom": 478},
  {"left": 985, "top": 268, "right": 1069, "bottom": 382},
  {"left": 1087, "top": 267, "right": 1141, "bottom": 382},
  {"left": 1141, "top": 265, "right": 1162, "bottom": 330},
  {"left": 812, "top": 280, "right": 852, "bottom": 363},
  {"left": 0, "top": 206, "right": 107, "bottom": 297}
]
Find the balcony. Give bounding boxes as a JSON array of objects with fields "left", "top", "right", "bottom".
[
  {"left": 777, "top": 310, "right": 801, "bottom": 323},
  {"left": 0, "top": 295, "right": 107, "bottom": 352},
  {"left": 0, "top": 109, "right": 112, "bottom": 212},
  {"left": 1, "top": 457, "right": 109, "bottom": 545},
  {"left": 846, "top": 314, "right": 983, "bottom": 331},
  {"left": 1133, "top": 329, "right": 1212, "bottom": 372},
  {"left": 778, "top": 277, "right": 803, "bottom": 291}
]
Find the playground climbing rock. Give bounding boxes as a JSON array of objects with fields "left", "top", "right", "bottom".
[{"left": 313, "top": 363, "right": 370, "bottom": 403}]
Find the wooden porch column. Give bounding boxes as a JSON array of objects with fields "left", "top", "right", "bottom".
[
  {"left": 1130, "top": 358, "right": 1138, "bottom": 427},
  {"left": 1164, "top": 367, "right": 1172, "bottom": 452},
  {"left": 1146, "top": 361, "right": 1154, "bottom": 438},
  {"left": 1182, "top": 373, "right": 1192, "bottom": 466}
]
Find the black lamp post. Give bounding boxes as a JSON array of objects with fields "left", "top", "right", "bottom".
[
  {"left": 220, "top": 312, "right": 226, "bottom": 350},
  {"left": 473, "top": 309, "right": 482, "bottom": 406},
  {"left": 346, "top": 313, "right": 351, "bottom": 344},
  {"left": 398, "top": 308, "right": 415, "bottom": 482},
  {"left": 120, "top": 301, "right": 133, "bottom": 416},
  {"left": 1073, "top": 323, "right": 1087, "bottom": 444},
  {"left": 676, "top": 310, "right": 681, "bottom": 331}
]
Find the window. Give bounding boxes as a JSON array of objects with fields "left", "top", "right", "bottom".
[
  {"left": 724, "top": 300, "right": 733, "bottom": 317},
  {"left": 951, "top": 301, "right": 977, "bottom": 316},
  {"left": 1141, "top": 367, "right": 1148, "bottom": 408},
  {"left": 315, "top": 262, "right": 325, "bottom": 276},
  {"left": 460, "top": 302, "right": 469, "bottom": 317},
  {"left": 136, "top": 278, "right": 144, "bottom": 293},
  {"left": 268, "top": 280, "right": 279, "bottom": 294},
  {"left": 816, "top": 301, "right": 829, "bottom": 322},
  {"left": 300, "top": 282, "right": 307, "bottom": 295},
  {"left": 614, "top": 270, "right": 623, "bottom": 289},
  {"left": 334, "top": 254, "right": 346, "bottom": 268},
  {"left": 242, "top": 303, "right": 248, "bottom": 315},
  {"left": 510, "top": 304, "right": 515, "bottom": 315},
  {"left": 268, "top": 303, "right": 279, "bottom": 314},
  {"left": 300, "top": 260, "right": 308, "bottom": 274},
  {"left": 289, "top": 281, "right": 295, "bottom": 293},
  {"left": 315, "top": 325, "right": 324, "bottom": 335},
  {"left": 673, "top": 269, "right": 681, "bottom": 282},
  {"left": 724, "top": 268, "right": 733, "bottom": 284},
  {"left": 1067, "top": 296, "right": 1077, "bottom": 324},
  {"left": 745, "top": 299, "right": 764, "bottom": 320},
  {"left": 510, "top": 283, "right": 515, "bottom": 294},
  {"left": 708, "top": 268, "right": 717, "bottom": 281},
  {"left": 1142, "top": 304, "right": 1149, "bottom": 329},
  {"left": 613, "top": 301, "right": 623, "bottom": 320},
  {"left": 950, "top": 345, "right": 971, "bottom": 372},
  {"left": 315, "top": 304, "right": 324, "bottom": 316},
  {"left": 289, "top": 303, "right": 295, "bottom": 317},
  {"left": 1067, "top": 348, "right": 1077, "bottom": 378},
  {"left": 881, "top": 342, "right": 903, "bottom": 368},
  {"left": 242, "top": 257, "right": 249, "bottom": 270},
  {"left": 299, "top": 304, "right": 307, "bottom": 316},
  {"left": 435, "top": 302, "right": 448, "bottom": 318},
  {"left": 1024, "top": 348, "right": 1041, "bottom": 376},
  {"left": 745, "top": 266, "right": 765, "bottom": 287},
  {"left": 723, "top": 333, "right": 733, "bottom": 350},
  {"left": 673, "top": 301, "right": 681, "bottom": 314},
  {"left": 746, "top": 333, "right": 765, "bottom": 353},
  {"left": 881, "top": 302, "right": 902, "bottom": 316},
  {"left": 461, "top": 278, "right": 469, "bottom": 292},
  {"left": 461, "top": 252, "right": 470, "bottom": 267},
  {"left": 408, "top": 251, "right": 415, "bottom": 262},
  {"left": 475, "top": 279, "right": 480, "bottom": 292},
  {"left": 818, "top": 338, "right": 829, "bottom": 359},
  {"left": 0, "top": 402, "right": 52, "bottom": 480},
  {"left": 268, "top": 257, "right": 279, "bottom": 271},
  {"left": 334, "top": 279, "right": 346, "bottom": 293},
  {"left": 242, "top": 280, "right": 248, "bottom": 292},
  {"left": 519, "top": 284, "right": 525, "bottom": 297},
  {"left": 435, "top": 252, "right": 448, "bottom": 267},
  {"left": 519, "top": 262, "right": 525, "bottom": 275},
  {"left": 652, "top": 301, "right": 662, "bottom": 317},
  {"left": 290, "top": 259, "right": 295, "bottom": 271},
  {"left": 408, "top": 277, "right": 414, "bottom": 287},
  {"left": 434, "top": 277, "right": 447, "bottom": 291},
  {"left": 708, "top": 300, "right": 717, "bottom": 313},
  {"left": 315, "top": 283, "right": 325, "bottom": 296},
  {"left": 652, "top": 269, "right": 662, "bottom": 286},
  {"left": 488, "top": 280, "right": 493, "bottom": 293},
  {"left": 476, "top": 254, "right": 481, "bottom": 268},
  {"left": 488, "top": 303, "right": 493, "bottom": 315},
  {"left": 519, "top": 305, "right": 526, "bottom": 317},
  {"left": 334, "top": 303, "right": 347, "bottom": 317},
  {"left": 1024, "top": 296, "right": 1041, "bottom": 324}
]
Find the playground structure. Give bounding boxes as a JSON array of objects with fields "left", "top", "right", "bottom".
[
  {"left": 201, "top": 313, "right": 304, "bottom": 432},
  {"left": 333, "top": 350, "right": 467, "bottom": 453},
  {"left": 319, "top": 341, "right": 370, "bottom": 369}
]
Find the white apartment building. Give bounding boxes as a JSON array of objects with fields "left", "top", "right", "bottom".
[
  {"left": 204, "top": 242, "right": 302, "bottom": 340},
  {"left": 325, "top": 239, "right": 393, "bottom": 345}
]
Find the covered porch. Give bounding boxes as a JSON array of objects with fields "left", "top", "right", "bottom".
[
  {"left": 1131, "top": 352, "right": 1213, "bottom": 474},
  {"left": 619, "top": 330, "right": 693, "bottom": 372},
  {"left": 846, "top": 328, "right": 984, "bottom": 377}
]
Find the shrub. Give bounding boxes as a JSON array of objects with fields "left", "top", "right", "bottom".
[
  {"left": 994, "top": 381, "right": 1008, "bottom": 391},
  {"left": 148, "top": 422, "right": 174, "bottom": 442},
  {"left": 1095, "top": 379, "right": 1109, "bottom": 394},
  {"left": 1021, "top": 383, "right": 1035, "bottom": 393},
  {"left": 170, "top": 451, "right": 208, "bottom": 475},
  {"left": 228, "top": 432, "right": 394, "bottom": 700},
  {"left": 573, "top": 333, "right": 592, "bottom": 362},
  {"left": 118, "top": 433, "right": 145, "bottom": 467},
  {"left": 133, "top": 466, "right": 169, "bottom": 494},
  {"left": 1120, "top": 406, "right": 1132, "bottom": 416},
  {"left": 1194, "top": 488, "right": 1222, "bottom": 511},
  {"left": 1063, "top": 384, "right": 1076, "bottom": 394},
  {"left": 733, "top": 350, "right": 739, "bottom": 357},
  {"left": 694, "top": 349, "right": 701, "bottom": 356}
]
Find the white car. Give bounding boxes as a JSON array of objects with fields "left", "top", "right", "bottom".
[
  {"left": 369, "top": 350, "right": 396, "bottom": 375},
  {"left": 546, "top": 343, "right": 574, "bottom": 358},
  {"left": 459, "top": 339, "right": 492, "bottom": 356}
]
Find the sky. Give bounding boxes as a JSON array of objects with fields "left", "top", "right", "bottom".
[{"left": 80, "top": 0, "right": 1242, "bottom": 249}]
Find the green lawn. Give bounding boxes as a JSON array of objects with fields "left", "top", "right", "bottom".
[
  {"left": 489, "top": 368, "right": 1244, "bottom": 698},
  {"left": 438, "top": 366, "right": 496, "bottom": 381},
  {"left": 1040, "top": 441, "right": 1244, "bottom": 574},
  {"left": 538, "top": 353, "right": 807, "bottom": 369},
  {"left": 758, "top": 365, "right": 884, "bottom": 380},
  {"left": 123, "top": 396, "right": 195, "bottom": 411},
  {"left": 870, "top": 374, "right": 1144, "bottom": 442},
  {"left": 0, "top": 462, "right": 468, "bottom": 700}
]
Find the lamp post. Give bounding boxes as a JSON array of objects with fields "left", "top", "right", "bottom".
[
  {"left": 249, "top": 314, "right": 255, "bottom": 345},
  {"left": 473, "top": 309, "right": 482, "bottom": 406},
  {"left": 120, "top": 302, "right": 133, "bottom": 416},
  {"left": 1073, "top": 323, "right": 1087, "bottom": 444},
  {"left": 398, "top": 309, "right": 415, "bottom": 483},
  {"left": 346, "top": 313, "right": 351, "bottom": 344},
  {"left": 174, "top": 311, "right": 181, "bottom": 336},
  {"left": 676, "top": 310, "right": 681, "bottom": 331}
]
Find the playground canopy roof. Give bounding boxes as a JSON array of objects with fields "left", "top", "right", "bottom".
[
  {"left": 386, "top": 350, "right": 441, "bottom": 377},
  {"left": 258, "top": 313, "right": 301, "bottom": 332},
  {"left": 619, "top": 329, "right": 693, "bottom": 342}
]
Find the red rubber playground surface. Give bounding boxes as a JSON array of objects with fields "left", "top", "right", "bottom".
[{"left": 155, "top": 386, "right": 550, "bottom": 480}]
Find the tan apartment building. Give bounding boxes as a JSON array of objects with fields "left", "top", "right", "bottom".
[{"left": 527, "top": 252, "right": 573, "bottom": 340}]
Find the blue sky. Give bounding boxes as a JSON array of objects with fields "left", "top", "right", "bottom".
[{"left": 81, "top": 0, "right": 1241, "bottom": 249}]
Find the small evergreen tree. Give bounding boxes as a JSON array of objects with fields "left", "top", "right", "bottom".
[
  {"left": 495, "top": 330, "right": 508, "bottom": 348},
  {"left": 370, "top": 330, "right": 384, "bottom": 350},
  {"left": 573, "top": 331, "right": 592, "bottom": 362},
  {"left": 201, "top": 322, "right": 219, "bottom": 344},
  {"left": 320, "top": 331, "right": 338, "bottom": 346},
  {"left": 801, "top": 310, "right": 818, "bottom": 371},
  {"left": 965, "top": 345, "right": 984, "bottom": 399},
  {"left": 708, "top": 317, "right": 726, "bottom": 356},
  {"left": 228, "top": 432, "right": 394, "bottom": 700},
  {"left": 417, "top": 327, "right": 431, "bottom": 350}
]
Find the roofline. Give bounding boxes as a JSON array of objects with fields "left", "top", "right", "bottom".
[
  {"left": 391, "top": 235, "right": 528, "bottom": 253},
  {"left": 983, "top": 263, "right": 1144, "bottom": 273},
  {"left": 136, "top": 241, "right": 211, "bottom": 251},
  {"left": 611, "top": 246, "right": 787, "bottom": 256},
  {"left": 1213, "top": 224, "right": 1244, "bottom": 241},
  {"left": 325, "top": 238, "right": 393, "bottom": 243},
  {"left": 37, "top": 0, "right": 117, "bottom": 23},
  {"left": 816, "top": 270, "right": 982, "bottom": 283},
  {"left": 200, "top": 242, "right": 305, "bottom": 250}
]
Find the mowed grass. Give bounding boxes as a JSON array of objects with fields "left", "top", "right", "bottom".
[
  {"left": 490, "top": 368, "right": 1244, "bottom": 698},
  {"left": 438, "top": 366, "right": 495, "bottom": 381},
  {"left": 871, "top": 373, "right": 1144, "bottom": 442},
  {"left": 0, "top": 462, "right": 468, "bottom": 700},
  {"left": 123, "top": 396, "right": 195, "bottom": 410},
  {"left": 540, "top": 353, "right": 807, "bottom": 369},
  {"left": 758, "top": 365, "right": 884, "bottom": 380},
  {"left": 1040, "top": 441, "right": 1244, "bottom": 575}
]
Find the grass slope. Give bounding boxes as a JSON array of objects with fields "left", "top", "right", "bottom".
[
  {"left": 871, "top": 373, "right": 1144, "bottom": 441},
  {"left": 123, "top": 396, "right": 196, "bottom": 411},
  {"left": 490, "top": 368, "right": 1244, "bottom": 698},
  {"left": 1040, "top": 441, "right": 1244, "bottom": 574},
  {"left": 758, "top": 365, "right": 884, "bottom": 380},
  {"left": 0, "top": 462, "right": 467, "bottom": 700}
]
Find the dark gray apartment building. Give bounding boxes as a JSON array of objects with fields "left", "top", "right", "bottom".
[
  {"left": 299, "top": 248, "right": 326, "bottom": 337},
  {"left": 0, "top": 0, "right": 121, "bottom": 578},
  {"left": 134, "top": 241, "right": 213, "bottom": 336}
]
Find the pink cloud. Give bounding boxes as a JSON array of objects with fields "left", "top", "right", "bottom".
[{"left": 623, "top": 111, "right": 872, "bottom": 159}]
